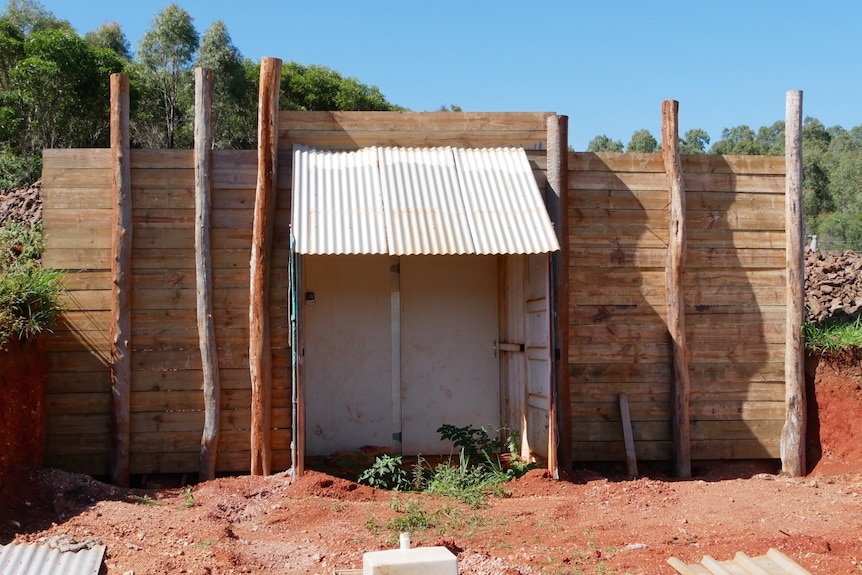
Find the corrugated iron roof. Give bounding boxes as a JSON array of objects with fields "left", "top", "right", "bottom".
[
  {"left": 292, "top": 146, "right": 559, "bottom": 256},
  {"left": 0, "top": 539, "right": 106, "bottom": 575}
]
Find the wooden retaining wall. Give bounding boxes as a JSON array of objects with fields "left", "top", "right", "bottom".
[
  {"left": 42, "top": 149, "right": 293, "bottom": 475},
  {"left": 40, "top": 108, "right": 790, "bottom": 476},
  {"left": 568, "top": 152, "right": 786, "bottom": 462}
]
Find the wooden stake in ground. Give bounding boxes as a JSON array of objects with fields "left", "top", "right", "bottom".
[
  {"left": 782, "top": 90, "right": 806, "bottom": 477},
  {"left": 661, "top": 99, "right": 691, "bottom": 479},
  {"left": 250, "top": 57, "right": 282, "bottom": 476},
  {"left": 546, "top": 114, "right": 570, "bottom": 479},
  {"left": 195, "top": 67, "right": 220, "bottom": 481},
  {"left": 109, "top": 73, "right": 132, "bottom": 487}
]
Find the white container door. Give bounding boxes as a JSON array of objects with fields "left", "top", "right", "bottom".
[{"left": 400, "top": 255, "right": 500, "bottom": 455}]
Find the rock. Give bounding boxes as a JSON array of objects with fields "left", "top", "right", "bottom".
[{"left": 805, "top": 247, "right": 862, "bottom": 324}]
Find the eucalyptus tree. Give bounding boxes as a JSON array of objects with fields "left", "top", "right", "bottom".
[
  {"left": 586, "top": 134, "right": 623, "bottom": 153},
  {"left": 195, "top": 20, "right": 255, "bottom": 148},
  {"left": 679, "top": 128, "right": 709, "bottom": 155},
  {"left": 135, "top": 3, "right": 199, "bottom": 148},
  {"left": 2, "top": 0, "right": 68, "bottom": 34},
  {"left": 84, "top": 21, "right": 131, "bottom": 61},
  {"left": 626, "top": 129, "right": 659, "bottom": 153},
  {"left": 280, "top": 61, "right": 402, "bottom": 111},
  {"left": 709, "top": 125, "right": 760, "bottom": 155}
]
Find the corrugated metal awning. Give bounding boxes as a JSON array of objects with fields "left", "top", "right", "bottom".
[{"left": 291, "top": 146, "right": 560, "bottom": 256}]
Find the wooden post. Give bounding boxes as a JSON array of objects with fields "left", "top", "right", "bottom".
[
  {"left": 618, "top": 393, "right": 638, "bottom": 478},
  {"left": 109, "top": 73, "right": 132, "bottom": 487},
  {"left": 782, "top": 90, "right": 806, "bottom": 477},
  {"left": 546, "top": 114, "right": 570, "bottom": 479},
  {"left": 195, "top": 67, "right": 220, "bottom": 481},
  {"left": 250, "top": 57, "right": 282, "bottom": 476},
  {"left": 661, "top": 100, "right": 692, "bottom": 479}
]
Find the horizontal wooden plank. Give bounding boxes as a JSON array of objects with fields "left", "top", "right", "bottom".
[
  {"left": 280, "top": 110, "right": 553, "bottom": 132},
  {"left": 43, "top": 168, "right": 111, "bottom": 188},
  {"left": 282, "top": 130, "right": 548, "bottom": 150},
  {"left": 42, "top": 187, "right": 111, "bottom": 209},
  {"left": 128, "top": 208, "right": 291, "bottom": 230},
  {"left": 570, "top": 382, "right": 784, "bottom": 403},
  {"left": 570, "top": 438, "right": 779, "bottom": 462},
  {"left": 570, "top": 171, "right": 784, "bottom": 194},
  {"left": 572, "top": 420, "right": 786, "bottom": 444},
  {"left": 569, "top": 208, "right": 784, "bottom": 232},
  {"left": 568, "top": 152, "right": 785, "bottom": 175},
  {"left": 570, "top": 399, "right": 784, "bottom": 422},
  {"left": 131, "top": 447, "right": 292, "bottom": 474},
  {"left": 569, "top": 246, "right": 785, "bottom": 268},
  {"left": 42, "top": 148, "right": 111, "bottom": 167},
  {"left": 132, "top": 227, "right": 290, "bottom": 251},
  {"left": 42, "top": 248, "right": 110, "bottom": 270},
  {"left": 124, "top": 407, "right": 291, "bottom": 434},
  {"left": 130, "top": 428, "right": 290, "bottom": 455}
]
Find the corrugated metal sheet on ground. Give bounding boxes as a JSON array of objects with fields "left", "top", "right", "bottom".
[
  {"left": 668, "top": 548, "right": 813, "bottom": 574},
  {"left": 292, "top": 145, "right": 560, "bottom": 256},
  {"left": 0, "top": 540, "right": 105, "bottom": 575}
]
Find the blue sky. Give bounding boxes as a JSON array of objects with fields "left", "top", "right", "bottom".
[{"left": 37, "top": 0, "right": 862, "bottom": 150}]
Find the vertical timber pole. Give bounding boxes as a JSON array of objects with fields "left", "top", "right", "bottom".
[
  {"left": 195, "top": 67, "right": 221, "bottom": 481},
  {"left": 661, "top": 100, "right": 692, "bottom": 479},
  {"left": 250, "top": 57, "right": 282, "bottom": 476},
  {"left": 547, "top": 115, "right": 570, "bottom": 479},
  {"left": 109, "top": 73, "right": 132, "bottom": 487},
  {"left": 782, "top": 90, "right": 806, "bottom": 477}
]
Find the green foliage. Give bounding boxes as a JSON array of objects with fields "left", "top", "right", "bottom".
[
  {"left": 127, "top": 494, "right": 160, "bottom": 505},
  {"left": 679, "top": 129, "right": 709, "bottom": 154},
  {"left": 709, "top": 124, "right": 760, "bottom": 155},
  {"left": 436, "top": 423, "right": 502, "bottom": 461},
  {"left": 280, "top": 61, "right": 403, "bottom": 112},
  {"left": 84, "top": 21, "right": 131, "bottom": 61},
  {"left": 178, "top": 485, "right": 195, "bottom": 508},
  {"left": 358, "top": 424, "right": 533, "bottom": 508},
  {"left": 357, "top": 453, "right": 410, "bottom": 490},
  {"left": 195, "top": 20, "right": 255, "bottom": 149},
  {"left": 804, "top": 316, "right": 862, "bottom": 354},
  {"left": 0, "top": 222, "right": 63, "bottom": 348},
  {"left": 586, "top": 134, "right": 623, "bottom": 153},
  {"left": 0, "top": 146, "right": 40, "bottom": 191},
  {"left": 135, "top": 2, "right": 199, "bottom": 148},
  {"left": 626, "top": 129, "right": 659, "bottom": 153}
]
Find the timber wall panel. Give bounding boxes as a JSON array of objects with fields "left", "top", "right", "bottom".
[
  {"left": 42, "top": 149, "right": 292, "bottom": 476},
  {"left": 568, "top": 152, "right": 786, "bottom": 462}
]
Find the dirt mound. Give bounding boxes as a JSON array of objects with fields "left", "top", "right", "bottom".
[
  {"left": 0, "top": 180, "right": 41, "bottom": 227},
  {"left": 805, "top": 248, "right": 862, "bottom": 324}
]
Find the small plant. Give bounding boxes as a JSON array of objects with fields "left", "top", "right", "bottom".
[
  {"left": 128, "top": 494, "right": 159, "bottom": 506},
  {"left": 0, "top": 222, "right": 64, "bottom": 348},
  {"left": 357, "top": 453, "right": 409, "bottom": 490},
  {"left": 437, "top": 423, "right": 502, "bottom": 462},
  {"left": 363, "top": 516, "right": 380, "bottom": 536},
  {"left": 386, "top": 497, "right": 432, "bottom": 532},
  {"left": 178, "top": 486, "right": 195, "bottom": 508}
]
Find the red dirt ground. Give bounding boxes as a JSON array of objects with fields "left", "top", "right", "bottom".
[{"left": 1, "top": 352, "right": 861, "bottom": 575}]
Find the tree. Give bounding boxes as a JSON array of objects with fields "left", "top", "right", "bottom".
[
  {"left": 679, "top": 128, "right": 709, "bottom": 155},
  {"left": 135, "top": 3, "right": 199, "bottom": 148},
  {"left": 195, "top": 20, "right": 254, "bottom": 148},
  {"left": 2, "top": 0, "right": 69, "bottom": 34},
  {"left": 84, "top": 21, "right": 131, "bottom": 61},
  {"left": 755, "top": 121, "right": 785, "bottom": 155},
  {"left": 280, "top": 61, "right": 402, "bottom": 112},
  {"left": 626, "top": 129, "right": 658, "bottom": 153},
  {"left": 586, "top": 134, "right": 623, "bottom": 153},
  {"left": 9, "top": 28, "right": 123, "bottom": 151},
  {"left": 709, "top": 125, "right": 761, "bottom": 155}
]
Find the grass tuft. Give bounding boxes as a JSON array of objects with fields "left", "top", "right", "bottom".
[{"left": 804, "top": 316, "right": 862, "bottom": 354}]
